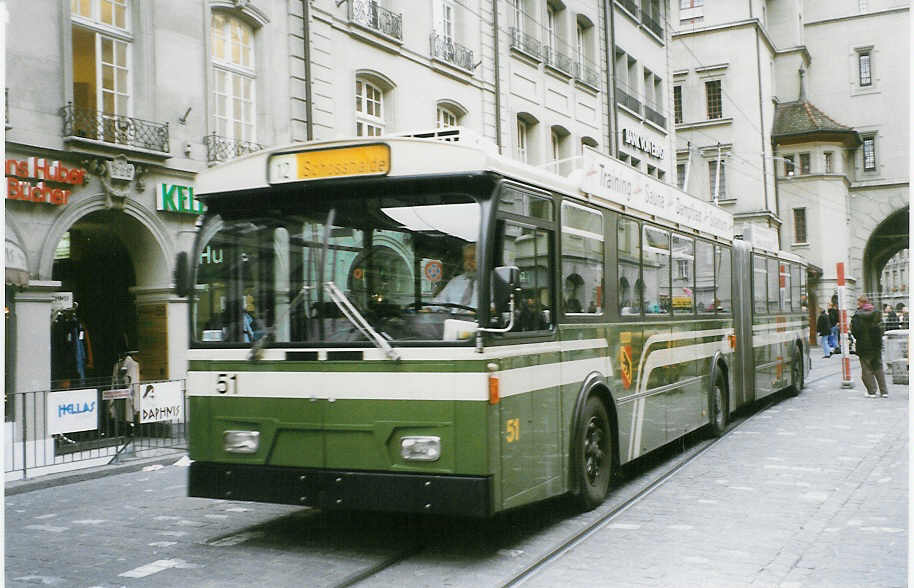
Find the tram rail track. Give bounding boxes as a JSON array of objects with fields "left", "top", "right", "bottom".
[
  {"left": 326, "top": 364, "right": 840, "bottom": 588},
  {"left": 500, "top": 364, "right": 840, "bottom": 587}
]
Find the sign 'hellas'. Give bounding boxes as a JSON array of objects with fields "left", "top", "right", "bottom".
[{"left": 6, "top": 157, "right": 86, "bottom": 206}]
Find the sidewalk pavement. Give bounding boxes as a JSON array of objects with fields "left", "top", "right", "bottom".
[
  {"left": 5, "top": 447, "right": 187, "bottom": 496},
  {"left": 527, "top": 353, "right": 908, "bottom": 587}
]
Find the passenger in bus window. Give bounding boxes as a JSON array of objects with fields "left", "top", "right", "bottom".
[{"left": 564, "top": 276, "right": 582, "bottom": 313}]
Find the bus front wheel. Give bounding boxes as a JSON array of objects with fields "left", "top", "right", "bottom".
[{"left": 575, "top": 396, "right": 612, "bottom": 511}]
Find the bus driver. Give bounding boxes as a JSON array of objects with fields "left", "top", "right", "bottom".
[{"left": 432, "top": 242, "right": 477, "bottom": 308}]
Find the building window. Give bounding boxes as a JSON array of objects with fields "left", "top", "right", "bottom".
[
  {"left": 799, "top": 153, "right": 810, "bottom": 175},
  {"left": 858, "top": 51, "right": 872, "bottom": 86},
  {"left": 516, "top": 118, "right": 528, "bottom": 163},
  {"left": 212, "top": 12, "right": 256, "bottom": 143},
  {"left": 793, "top": 208, "right": 807, "bottom": 243},
  {"left": 673, "top": 85, "right": 683, "bottom": 124},
  {"left": 708, "top": 160, "right": 726, "bottom": 199},
  {"left": 676, "top": 162, "right": 686, "bottom": 189},
  {"left": 705, "top": 79, "right": 722, "bottom": 119},
  {"left": 356, "top": 79, "right": 384, "bottom": 136},
  {"left": 862, "top": 136, "right": 876, "bottom": 171},
  {"left": 824, "top": 151, "right": 834, "bottom": 173},
  {"left": 438, "top": 0, "right": 456, "bottom": 44},
  {"left": 783, "top": 154, "right": 795, "bottom": 176},
  {"left": 437, "top": 104, "right": 460, "bottom": 128},
  {"left": 71, "top": 0, "right": 131, "bottom": 117}
]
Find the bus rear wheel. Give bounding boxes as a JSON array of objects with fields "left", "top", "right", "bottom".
[
  {"left": 789, "top": 353, "right": 803, "bottom": 396},
  {"left": 575, "top": 396, "right": 612, "bottom": 511},
  {"left": 708, "top": 374, "right": 727, "bottom": 437}
]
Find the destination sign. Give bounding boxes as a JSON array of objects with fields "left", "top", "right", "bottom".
[{"left": 268, "top": 144, "right": 390, "bottom": 184}]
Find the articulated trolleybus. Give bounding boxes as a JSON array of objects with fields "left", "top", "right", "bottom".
[{"left": 177, "top": 129, "right": 809, "bottom": 517}]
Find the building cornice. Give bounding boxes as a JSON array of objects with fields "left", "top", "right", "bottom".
[
  {"left": 848, "top": 179, "right": 910, "bottom": 191},
  {"left": 805, "top": 6, "right": 908, "bottom": 27},
  {"left": 672, "top": 18, "right": 776, "bottom": 56}
]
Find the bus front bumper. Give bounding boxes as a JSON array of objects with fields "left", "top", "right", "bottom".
[{"left": 189, "top": 461, "right": 492, "bottom": 517}]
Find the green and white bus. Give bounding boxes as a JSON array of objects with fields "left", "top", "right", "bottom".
[{"left": 177, "top": 129, "right": 809, "bottom": 517}]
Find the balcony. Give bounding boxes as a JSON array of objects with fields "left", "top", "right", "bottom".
[
  {"left": 615, "top": 83, "right": 641, "bottom": 114},
  {"left": 575, "top": 60, "right": 601, "bottom": 89},
  {"left": 544, "top": 46, "right": 574, "bottom": 77},
  {"left": 429, "top": 33, "right": 475, "bottom": 73},
  {"left": 617, "top": 0, "right": 639, "bottom": 17},
  {"left": 348, "top": 0, "right": 402, "bottom": 42},
  {"left": 644, "top": 103, "right": 666, "bottom": 128},
  {"left": 61, "top": 103, "right": 169, "bottom": 154},
  {"left": 203, "top": 133, "right": 263, "bottom": 164},
  {"left": 509, "top": 27, "right": 541, "bottom": 60},
  {"left": 641, "top": 11, "right": 664, "bottom": 38}
]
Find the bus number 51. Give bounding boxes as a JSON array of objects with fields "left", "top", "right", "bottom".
[
  {"left": 216, "top": 373, "right": 238, "bottom": 395},
  {"left": 506, "top": 418, "right": 520, "bottom": 443}
]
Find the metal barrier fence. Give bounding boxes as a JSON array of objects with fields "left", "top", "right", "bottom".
[{"left": 5, "top": 379, "right": 187, "bottom": 481}]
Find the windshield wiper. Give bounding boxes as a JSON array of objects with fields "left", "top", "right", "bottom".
[{"left": 323, "top": 281, "right": 400, "bottom": 361}]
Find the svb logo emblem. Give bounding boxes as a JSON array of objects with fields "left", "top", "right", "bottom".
[{"left": 619, "top": 344, "right": 633, "bottom": 389}]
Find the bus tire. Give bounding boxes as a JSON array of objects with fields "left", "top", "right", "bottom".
[
  {"left": 708, "top": 372, "right": 727, "bottom": 437},
  {"left": 789, "top": 351, "right": 803, "bottom": 396},
  {"left": 575, "top": 395, "right": 612, "bottom": 511}
]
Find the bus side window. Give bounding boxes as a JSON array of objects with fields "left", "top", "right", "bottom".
[
  {"left": 696, "top": 240, "right": 715, "bottom": 313},
  {"left": 790, "top": 263, "right": 801, "bottom": 312},
  {"left": 617, "top": 217, "right": 641, "bottom": 315},
  {"left": 716, "top": 245, "right": 731, "bottom": 314},
  {"left": 752, "top": 254, "right": 767, "bottom": 314},
  {"left": 767, "top": 257, "right": 780, "bottom": 313},
  {"left": 642, "top": 225, "right": 671, "bottom": 315},
  {"left": 561, "top": 202, "right": 604, "bottom": 316}
]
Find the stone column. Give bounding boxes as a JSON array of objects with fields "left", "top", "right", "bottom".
[{"left": 129, "top": 287, "right": 189, "bottom": 382}]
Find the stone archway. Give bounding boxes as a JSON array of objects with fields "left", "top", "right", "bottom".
[
  {"left": 861, "top": 205, "right": 909, "bottom": 296},
  {"left": 848, "top": 187, "right": 909, "bottom": 297}
]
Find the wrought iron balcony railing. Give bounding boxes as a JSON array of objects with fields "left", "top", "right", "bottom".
[
  {"left": 575, "top": 60, "right": 601, "bottom": 89},
  {"left": 644, "top": 103, "right": 666, "bottom": 128},
  {"left": 509, "top": 27, "right": 541, "bottom": 60},
  {"left": 203, "top": 133, "right": 264, "bottom": 164},
  {"left": 617, "top": 0, "right": 639, "bottom": 17},
  {"left": 61, "top": 103, "right": 169, "bottom": 153},
  {"left": 544, "top": 46, "right": 574, "bottom": 76},
  {"left": 429, "top": 33, "right": 475, "bottom": 72},
  {"left": 615, "top": 84, "right": 641, "bottom": 114},
  {"left": 349, "top": 0, "right": 402, "bottom": 42},
  {"left": 641, "top": 11, "right": 664, "bottom": 38}
]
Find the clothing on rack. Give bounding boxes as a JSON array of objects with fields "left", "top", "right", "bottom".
[
  {"left": 51, "top": 308, "right": 93, "bottom": 385},
  {"left": 110, "top": 353, "right": 140, "bottom": 421}
]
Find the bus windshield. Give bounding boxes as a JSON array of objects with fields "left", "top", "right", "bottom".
[{"left": 192, "top": 192, "right": 482, "bottom": 345}]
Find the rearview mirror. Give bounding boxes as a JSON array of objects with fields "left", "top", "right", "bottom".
[
  {"left": 174, "top": 252, "right": 191, "bottom": 298},
  {"left": 491, "top": 265, "right": 519, "bottom": 314}
]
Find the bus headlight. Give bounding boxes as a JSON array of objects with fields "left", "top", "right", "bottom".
[
  {"left": 400, "top": 436, "right": 441, "bottom": 461},
  {"left": 223, "top": 430, "right": 260, "bottom": 454}
]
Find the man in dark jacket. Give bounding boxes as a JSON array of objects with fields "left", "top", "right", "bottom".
[
  {"left": 851, "top": 296, "right": 888, "bottom": 397},
  {"left": 816, "top": 308, "right": 832, "bottom": 358}
]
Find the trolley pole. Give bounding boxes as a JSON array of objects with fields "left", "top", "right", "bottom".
[{"left": 837, "top": 262, "right": 854, "bottom": 388}]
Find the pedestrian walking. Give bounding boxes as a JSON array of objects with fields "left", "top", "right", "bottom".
[
  {"left": 817, "top": 307, "right": 832, "bottom": 358},
  {"left": 851, "top": 296, "right": 889, "bottom": 397},
  {"left": 827, "top": 302, "right": 839, "bottom": 352}
]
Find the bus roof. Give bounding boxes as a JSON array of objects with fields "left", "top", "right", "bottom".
[{"left": 195, "top": 128, "right": 735, "bottom": 241}]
